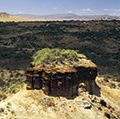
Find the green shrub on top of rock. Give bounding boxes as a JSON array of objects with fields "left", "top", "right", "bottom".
[{"left": 32, "top": 48, "right": 80, "bottom": 67}]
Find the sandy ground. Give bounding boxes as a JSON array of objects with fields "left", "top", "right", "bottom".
[
  {"left": 0, "top": 88, "right": 109, "bottom": 119},
  {"left": 0, "top": 77, "right": 119, "bottom": 119}
]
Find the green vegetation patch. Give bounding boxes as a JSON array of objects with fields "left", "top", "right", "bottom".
[{"left": 32, "top": 48, "right": 80, "bottom": 67}]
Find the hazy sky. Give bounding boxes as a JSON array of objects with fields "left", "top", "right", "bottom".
[{"left": 0, "top": 0, "right": 120, "bottom": 15}]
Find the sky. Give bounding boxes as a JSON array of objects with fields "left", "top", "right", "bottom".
[{"left": 0, "top": 0, "right": 120, "bottom": 16}]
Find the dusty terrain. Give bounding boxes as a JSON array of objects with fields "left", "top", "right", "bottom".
[
  {"left": 0, "top": 84, "right": 119, "bottom": 119},
  {"left": 0, "top": 73, "right": 120, "bottom": 119}
]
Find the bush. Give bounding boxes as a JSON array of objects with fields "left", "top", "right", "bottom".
[{"left": 32, "top": 48, "right": 80, "bottom": 67}]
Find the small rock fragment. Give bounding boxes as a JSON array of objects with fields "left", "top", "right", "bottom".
[
  {"left": 104, "top": 112, "right": 110, "bottom": 119},
  {"left": 98, "top": 107, "right": 102, "bottom": 111},
  {"left": 83, "top": 101, "right": 92, "bottom": 109},
  {"left": 100, "top": 99, "right": 107, "bottom": 107}
]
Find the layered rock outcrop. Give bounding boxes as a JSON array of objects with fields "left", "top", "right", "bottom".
[{"left": 26, "top": 53, "right": 100, "bottom": 98}]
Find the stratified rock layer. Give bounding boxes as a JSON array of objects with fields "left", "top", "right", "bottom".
[{"left": 26, "top": 54, "right": 99, "bottom": 98}]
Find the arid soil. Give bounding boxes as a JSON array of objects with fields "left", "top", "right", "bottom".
[{"left": 0, "top": 78, "right": 120, "bottom": 119}]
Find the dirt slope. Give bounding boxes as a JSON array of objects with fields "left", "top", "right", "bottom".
[{"left": 0, "top": 86, "right": 119, "bottom": 119}]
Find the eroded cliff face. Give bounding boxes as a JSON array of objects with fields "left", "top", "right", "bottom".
[{"left": 26, "top": 66, "right": 99, "bottom": 98}]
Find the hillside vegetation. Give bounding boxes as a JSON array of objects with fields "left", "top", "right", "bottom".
[
  {"left": 0, "top": 20, "right": 120, "bottom": 77},
  {"left": 0, "top": 70, "right": 25, "bottom": 101}
]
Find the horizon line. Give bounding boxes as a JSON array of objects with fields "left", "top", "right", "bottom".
[{"left": 0, "top": 11, "right": 120, "bottom": 17}]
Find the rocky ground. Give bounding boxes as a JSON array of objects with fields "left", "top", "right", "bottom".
[
  {"left": 0, "top": 66, "right": 119, "bottom": 119},
  {"left": 0, "top": 77, "right": 119, "bottom": 119}
]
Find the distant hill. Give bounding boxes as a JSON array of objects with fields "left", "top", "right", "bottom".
[
  {"left": 0, "top": 12, "right": 120, "bottom": 21},
  {"left": 0, "top": 12, "right": 46, "bottom": 22},
  {"left": 16, "top": 13, "right": 120, "bottom": 20},
  {"left": 0, "top": 12, "right": 10, "bottom": 18}
]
